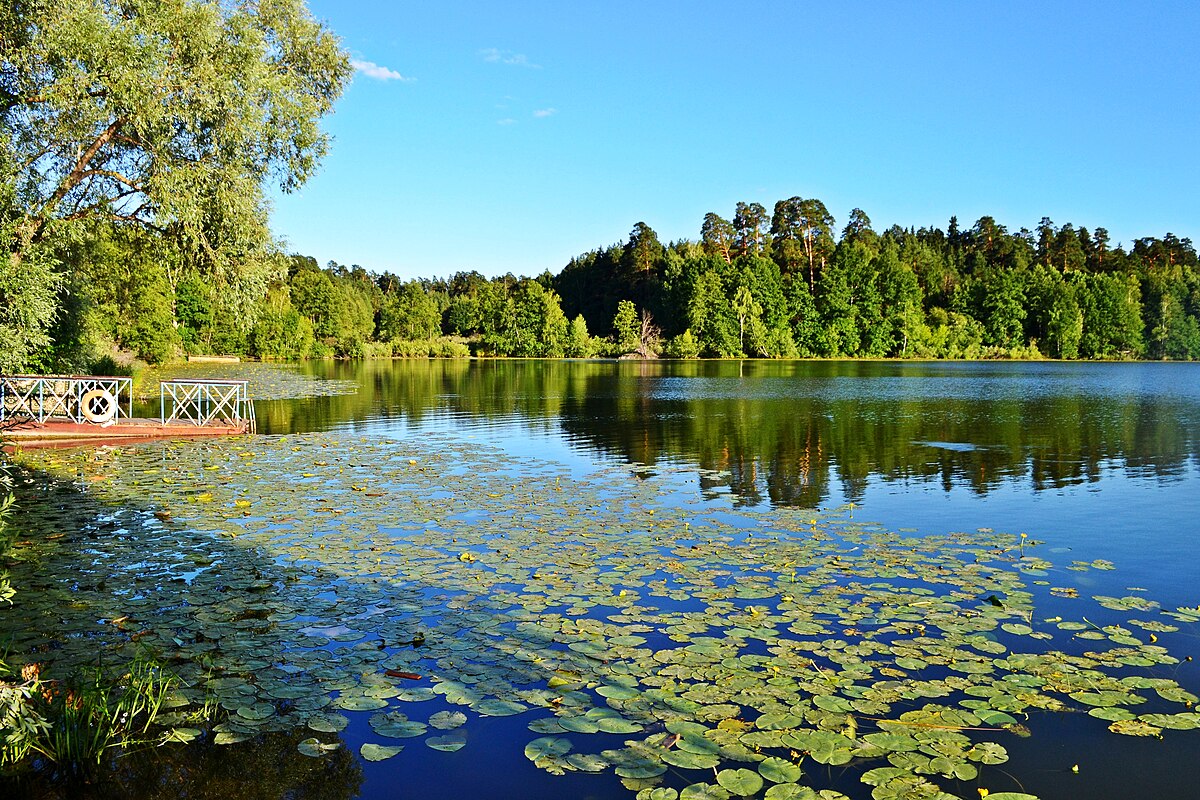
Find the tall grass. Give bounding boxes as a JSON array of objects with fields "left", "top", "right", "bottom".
[{"left": 32, "top": 656, "right": 177, "bottom": 771}]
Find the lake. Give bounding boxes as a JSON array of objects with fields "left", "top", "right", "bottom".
[{"left": 4, "top": 359, "right": 1199, "bottom": 800}]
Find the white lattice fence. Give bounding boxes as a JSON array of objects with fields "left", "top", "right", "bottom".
[{"left": 0, "top": 375, "right": 132, "bottom": 424}]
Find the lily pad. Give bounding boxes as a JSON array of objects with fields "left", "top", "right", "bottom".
[
  {"left": 716, "top": 768, "right": 764, "bottom": 797},
  {"left": 429, "top": 710, "right": 468, "bottom": 730},
  {"left": 426, "top": 733, "right": 468, "bottom": 751},
  {"left": 360, "top": 743, "right": 404, "bottom": 761},
  {"left": 297, "top": 738, "right": 339, "bottom": 757}
]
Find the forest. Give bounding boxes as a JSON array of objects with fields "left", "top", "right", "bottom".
[{"left": 16, "top": 204, "right": 1200, "bottom": 371}]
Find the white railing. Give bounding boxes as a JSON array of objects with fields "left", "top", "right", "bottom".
[
  {"left": 160, "top": 379, "right": 256, "bottom": 433},
  {"left": 0, "top": 375, "right": 132, "bottom": 425}
]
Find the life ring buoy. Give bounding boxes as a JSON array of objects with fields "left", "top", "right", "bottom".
[{"left": 80, "top": 389, "right": 117, "bottom": 424}]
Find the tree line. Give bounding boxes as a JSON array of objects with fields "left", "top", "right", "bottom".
[{"left": 31, "top": 201, "right": 1200, "bottom": 370}]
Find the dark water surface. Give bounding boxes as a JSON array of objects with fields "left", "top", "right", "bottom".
[{"left": 10, "top": 359, "right": 1200, "bottom": 800}]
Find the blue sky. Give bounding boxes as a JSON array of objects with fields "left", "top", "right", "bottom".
[{"left": 271, "top": 1, "right": 1200, "bottom": 280}]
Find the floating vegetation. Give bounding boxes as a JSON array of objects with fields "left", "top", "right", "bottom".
[
  {"left": 136, "top": 362, "right": 359, "bottom": 401},
  {"left": 5, "top": 434, "right": 1200, "bottom": 799}
]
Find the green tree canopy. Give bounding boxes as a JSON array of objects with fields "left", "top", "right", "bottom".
[{"left": 1, "top": 0, "right": 350, "bottom": 367}]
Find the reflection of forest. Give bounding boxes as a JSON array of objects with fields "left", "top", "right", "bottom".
[
  {"left": 6, "top": 730, "right": 362, "bottom": 800},
  {"left": 254, "top": 360, "right": 1199, "bottom": 507}
]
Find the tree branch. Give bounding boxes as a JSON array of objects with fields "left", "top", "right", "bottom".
[
  {"left": 31, "top": 116, "right": 126, "bottom": 241},
  {"left": 77, "top": 168, "right": 147, "bottom": 193}
]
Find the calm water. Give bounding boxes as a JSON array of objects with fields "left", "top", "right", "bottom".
[
  {"left": 257, "top": 359, "right": 1200, "bottom": 800},
  {"left": 260, "top": 359, "right": 1200, "bottom": 608},
  {"left": 14, "top": 359, "right": 1200, "bottom": 800}
]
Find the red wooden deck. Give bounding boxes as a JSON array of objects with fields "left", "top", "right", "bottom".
[{"left": 4, "top": 417, "right": 250, "bottom": 448}]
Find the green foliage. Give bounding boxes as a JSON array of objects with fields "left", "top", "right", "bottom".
[
  {"left": 976, "top": 266, "right": 1029, "bottom": 349},
  {"left": 565, "top": 315, "right": 594, "bottom": 357},
  {"left": 380, "top": 282, "right": 441, "bottom": 341},
  {"left": 175, "top": 275, "right": 214, "bottom": 353},
  {"left": 2, "top": 0, "right": 349, "bottom": 365},
  {"left": 663, "top": 329, "right": 702, "bottom": 358},
  {"left": 687, "top": 270, "right": 741, "bottom": 356},
  {"left": 0, "top": 660, "right": 51, "bottom": 768},
  {"left": 1079, "top": 272, "right": 1144, "bottom": 358},
  {"left": 0, "top": 176, "right": 62, "bottom": 370},
  {"left": 612, "top": 300, "right": 641, "bottom": 354},
  {"left": 37, "top": 658, "right": 176, "bottom": 770},
  {"left": 389, "top": 338, "right": 471, "bottom": 358},
  {"left": 251, "top": 289, "right": 315, "bottom": 360}
]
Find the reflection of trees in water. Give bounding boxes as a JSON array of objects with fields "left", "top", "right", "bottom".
[
  {"left": 253, "top": 360, "right": 1198, "bottom": 507},
  {"left": 6, "top": 731, "right": 362, "bottom": 800}
]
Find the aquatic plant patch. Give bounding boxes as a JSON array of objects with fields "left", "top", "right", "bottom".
[
  {"left": 137, "top": 362, "right": 359, "bottom": 401},
  {"left": 5, "top": 434, "right": 1199, "bottom": 799}
]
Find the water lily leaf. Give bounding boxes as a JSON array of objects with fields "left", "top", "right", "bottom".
[
  {"left": 473, "top": 698, "right": 527, "bottom": 717},
  {"left": 758, "top": 756, "right": 802, "bottom": 783},
  {"left": 597, "top": 684, "right": 641, "bottom": 700},
  {"left": 596, "top": 716, "right": 644, "bottom": 734},
  {"left": 1088, "top": 707, "right": 1135, "bottom": 722},
  {"left": 336, "top": 695, "right": 389, "bottom": 711},
  {"left": 567, "top": 752, "right": 609, "bottom": 772},
  {"left": 12, "top": 423, "right": 1200, "bottom": 800},
  {"left": 763, "top": 785, "right": 804, "bottom": 800},
  {"left": 637, "top": 789, "right": 679, "bottom": 800},
  {"left": 863, "top": 732, "right": 919, "bottom": 753},
  {"left": 1156, "top": 686, "right": 1198, "bottom": 704},
  {"left": 1070, "top": 690, "right": 1143, "bottom": 708},
  {"left": 307, "top": 713, "right": 350, "bottom": 733},
  {"left": 236, "top": 703, "right": 275, "bottom": 721},
  {"left": 1108, "top": 719, "right": 1162, "bottom": 737},
  {"left": 361, "top": 742, "right": 404, "bottom": 761},
  {"left": 676, "top": 733, "right": 720, "bottom": 755},
  {"left": 297, "top": 738, "right": 339, "bottom": 757},
  {"left": 781, "top": 730, "right": 854, "bottom": 765},
  {"left": 558, "top": 715, "right": 601, "bottom": 734},
  {"left": 426, "top": 733, "right": 468, "bottom": 751},
  {"left": 966, "top": 742, "right": 1008, "bottom": 764},
  {"left": 1139, "top": 713, "right": 1200, "bottom": 731},
  {"left": 974, "top": 709, "right": 1018, "bottom": 726},
  {"left": 616, "top": 760, "right": 668, "bottom": 779},
  {"left": 435, "top": 681, "right": 482, "bottom": 706},
  {"left": 860, "top": 767, "right": 906, "bottom": 787},
  {"left": 394, "top": 687, "right": 437, "bottom": 702},
  {"left": 680, "top": 782, "right": 732, "bottom": 800},
  {"left": 370, "top": 712, "right": 428, "bottom": 738},
  {"left": 213, "top": 730, "right": 254, "bottom": 745},
  {"left": 812, "top": 694, "right": 853, "bottom": 713},
  {"left": 161, "top": 728, "right": 202, "bottom": 743},
  {"left": 663, "top": 748, "right": 721, "bottom": 770},
  {"left": 929, "top": 756, "right": 977, "bottom": 780},
  {"left": 716, "top": 768, "right": 764, "bottom": 796},
  {"left": 524, "top": 736, "right": 571, "bottom": 761},
  {"left": 756, "top": 711, "right": 804, "bottom": 730},
  {"left": 429, "top": 710, "right": 467, "bottom": 730}
]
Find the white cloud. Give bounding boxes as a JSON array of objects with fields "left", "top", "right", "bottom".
[
  {"left": 533, "top": 108, "right": 557, "bottom": 118},
  {"left": 352, "top": 59, "right": 414, "bottom": 82},
  {"left": 496, "top": 118, "right": 516, "bottom": 126},
  {"left": 480, "top": 48, "right": 540, "bottom": 68}
]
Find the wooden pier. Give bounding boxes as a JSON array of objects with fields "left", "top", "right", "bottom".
[{"left": 1, "top": 375, "right": 254, "bottom": 447}]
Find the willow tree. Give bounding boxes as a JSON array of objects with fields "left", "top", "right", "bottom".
[{"left": 0, "top": 0, "right": 350, "bottom": 368}]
